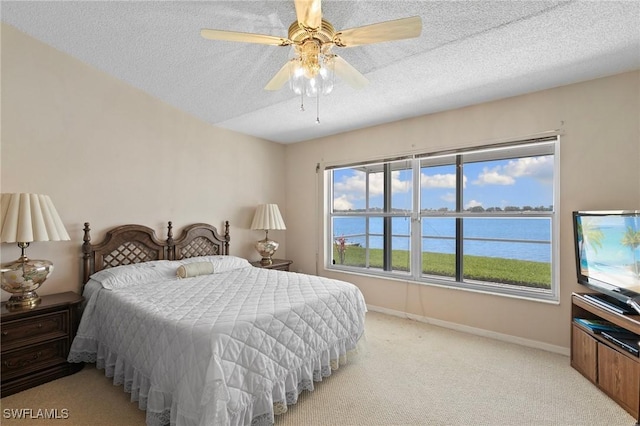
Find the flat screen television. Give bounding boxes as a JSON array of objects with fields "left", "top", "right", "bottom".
[{"left": 572, "top": 210, "right": 640, "bottom": 315}]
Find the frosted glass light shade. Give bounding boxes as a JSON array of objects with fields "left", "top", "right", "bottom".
[{"left": 289, "top": 53, "right": 335, "bottom": 98}]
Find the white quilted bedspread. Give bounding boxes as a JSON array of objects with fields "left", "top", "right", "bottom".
[{"left": 68, "top": 267, "right": 366, "bottom": 426}]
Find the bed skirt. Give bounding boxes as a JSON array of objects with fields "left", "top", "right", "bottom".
[{"left": 68, "top": 333, "right": 365, "bottom": 426}]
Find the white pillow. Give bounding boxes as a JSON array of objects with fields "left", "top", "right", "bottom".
[
  {"left": 90, "top": 256, "right": 250, "bottom": 289},
  {"left": 180, "top": 255, "right": 251, "bottom": 273},
  {"left": 90, "top": 260, "right": 179, "bottom": 290},
  {"left": 176, "top": 262, "right": 214, "bottom": 278}
]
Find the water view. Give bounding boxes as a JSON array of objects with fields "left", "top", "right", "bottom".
[{"left": 333, "top": 217, "right": 551, "bottom": 263}]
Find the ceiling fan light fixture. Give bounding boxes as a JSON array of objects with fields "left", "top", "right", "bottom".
[
  {"left": 200, "top": 0, "right": 422, "bottom": 123},
  {"left": 289, "top": 51, "right": 334, "bottom": 98},
  {"left": 319, "top": 55, "right": 335, "bottom": 94},
  {"left": 300, "top": 41, "right": 321, "bottom": 78}
]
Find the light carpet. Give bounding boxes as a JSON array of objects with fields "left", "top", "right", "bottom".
[{"left": 1, "top": 311, "right": 635, "bottom": 425}]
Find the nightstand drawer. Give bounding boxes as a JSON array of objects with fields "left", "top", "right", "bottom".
[
  {"left": 1, "top": 292, "right": 84, "bottom": 397},
  {"left": 1, "top": 311, "right": 68, "bottom": 349},
  {"left": 2, "top": 339, "right": 68, "bottom": 380},
  {"left": 250, "top": 259, "right": 293, "bottom": 271}
]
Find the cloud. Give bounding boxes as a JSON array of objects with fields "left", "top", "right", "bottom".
[
  {"left": 369, "top": 171, "right": 411, "bottom": 195},
  {"left": 441, "top": 192, "right": 456, "bottom": 203},
  {"left": 333, "top": 194, "right": 354, "bottom": 211},
  {"left": 474, "top": 167, "right": 515, "bottom": 185},
  {"left": 503, "top": 156, "right": 554, "bottom": 183},
  {"left": 334, "top": 172, "right": 367, "bottom": 199},
  {"left": 472, "top": 155, "right": 553, "bottom": 186},
  {"left": 421, "top": 173, "right": 466, "bottom": 189},
  {"left": 465, "top": 199, "right": 483, "bottom": 209},
  {"left": 334, "top": 170, "right": 412, "bottom": 203}
]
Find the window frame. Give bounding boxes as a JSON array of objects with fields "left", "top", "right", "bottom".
[{"left": 325, "top": 137, "right": 560, "bottom": 302}]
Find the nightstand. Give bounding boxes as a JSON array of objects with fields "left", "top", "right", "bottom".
[
  {"left": 250, "top": 259, "right": 293, "bottom": 271},
  {"left": 1, "top": 291, "right": 84, "bottom": 397}
]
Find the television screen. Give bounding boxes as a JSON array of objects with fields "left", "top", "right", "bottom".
[{"left": 573, "top": 210, "right": 640, "bottom": 306}]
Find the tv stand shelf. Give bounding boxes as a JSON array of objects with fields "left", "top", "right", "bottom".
[{"left": 571, "top": 293, "right": 640, "bottom": 423}]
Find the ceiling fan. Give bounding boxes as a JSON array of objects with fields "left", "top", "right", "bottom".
[{"left": 200, "top": 0, "right": 423, "bottom": 100}]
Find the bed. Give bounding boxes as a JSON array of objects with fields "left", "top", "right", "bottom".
[{"left": 68, "top": 221, "right": 367, "bottom": 426}]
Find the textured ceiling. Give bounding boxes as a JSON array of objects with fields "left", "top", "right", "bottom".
[{"left": 2, "top": 1, "right": 639, "bottom": 144}]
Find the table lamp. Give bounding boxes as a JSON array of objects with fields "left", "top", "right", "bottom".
[
  {"left": 250, "top": 204, "right": 286, "bottom": 265},
  {"left": 0, "top": 193, "right": 70, "bottom": 308}
]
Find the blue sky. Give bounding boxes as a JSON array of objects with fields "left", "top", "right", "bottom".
[{"left": 333, "top": 155, "right": 554, "bottom": 211}]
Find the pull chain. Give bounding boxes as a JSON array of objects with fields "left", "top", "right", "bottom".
[
  {"left": 300, "top": 90, "right": 305, "bottom": 112},
  {"left": 316, "top": 91, "right": 320, "bottom": 124}
]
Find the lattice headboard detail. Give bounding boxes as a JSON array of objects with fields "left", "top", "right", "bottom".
[
  {"left": 103, "top": 240, "right": 162, "bottom": 266},
  {"left": 172, "top": 223, "right": 229, "bottom": 260},
  {"left": 82, "top": 221, "right": 230, "bottom": 284}
]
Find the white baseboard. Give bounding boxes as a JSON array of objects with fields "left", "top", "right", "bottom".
[{"left": 366, "top": 304, "right": 570, "bottom": 356}]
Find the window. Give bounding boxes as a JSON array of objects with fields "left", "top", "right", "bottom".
[{"left": 327, "top": 138, "right": 558, "bottom": 301}]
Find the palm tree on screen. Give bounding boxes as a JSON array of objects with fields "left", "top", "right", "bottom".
[
  {"left": 578, "top": 220, "right": 604, "bottom": 266},
  {"left": 621, "top": 227, "right": 640, "bottom": 278}
]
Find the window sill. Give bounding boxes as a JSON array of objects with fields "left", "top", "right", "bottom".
[{"left": 324, "top": 265, "right": 559, "bottom": 304}]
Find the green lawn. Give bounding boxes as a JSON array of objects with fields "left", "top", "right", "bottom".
[{"left": 334, "top": 246, "right": 551, "bottom": 289}]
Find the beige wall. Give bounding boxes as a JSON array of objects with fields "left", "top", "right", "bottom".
[
  {"left": 285, "top": 71, "right": 640, "bottom": 351},
  {"left": 2, "top": 23, "right": 639, "bottom": 352},
  {"left": 0, "top": 24, "right": 287, "bottom": 299}
]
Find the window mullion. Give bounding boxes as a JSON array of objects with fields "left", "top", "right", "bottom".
[
  {"left": 411, "top": 159, "right": 422, "bottom": 279},
  {"left": 455, "top": 156, "right": 463, "bottom": 282},
  {"left": 365, "top": 170, "right": 370, "bottom": 268},
  {"left": 383, "top": 163, "right": 392, "bottom": 271}
]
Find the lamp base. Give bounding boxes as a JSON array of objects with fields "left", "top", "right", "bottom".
[
  {"left": 255, "top": 238, "right": 279, "bottom": 266},
  {"left": 1, "top": 255, "right": 52, "bottom": 310},
  {"left": 5, "top": 291, "right": 41, "bottom": 308}
]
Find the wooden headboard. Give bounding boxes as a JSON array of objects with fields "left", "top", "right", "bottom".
[{"left": 82, "top": 221, "right": 230, "bottom": 284}]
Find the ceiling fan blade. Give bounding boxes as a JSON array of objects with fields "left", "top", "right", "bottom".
[
  {"left": 333, "top": 56, "right": 368, "bottom": 90},
  {"left": 294, "top": 0, "right": 322, "bottom": 30},
  {"left": 200, "top": 29, "right": 290, "bottom": 46},
  {"left": 264, "top": 61, "right": 293, "bottom": 91},
  {"left": 334, "top": 16, "right": 422, "bottom": 47}
]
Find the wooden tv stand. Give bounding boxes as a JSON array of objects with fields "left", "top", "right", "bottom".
[{"left": 571, "top": 293, "right": 640, "bottom": 423}]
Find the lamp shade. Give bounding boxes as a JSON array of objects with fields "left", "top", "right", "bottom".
[
  {"left": 250, "top": 204, "right": 286, "bottom": 231},
  {"left": 1, "top": 193, "right": 70, "bottom": 243}
]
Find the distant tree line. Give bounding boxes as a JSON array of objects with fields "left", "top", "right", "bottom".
[
  {"left": 336, "top": 206, "right": 553, "bottom": 213},
  {"left": 459, "top": 205, "right": 553, "bottom": 213}
]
